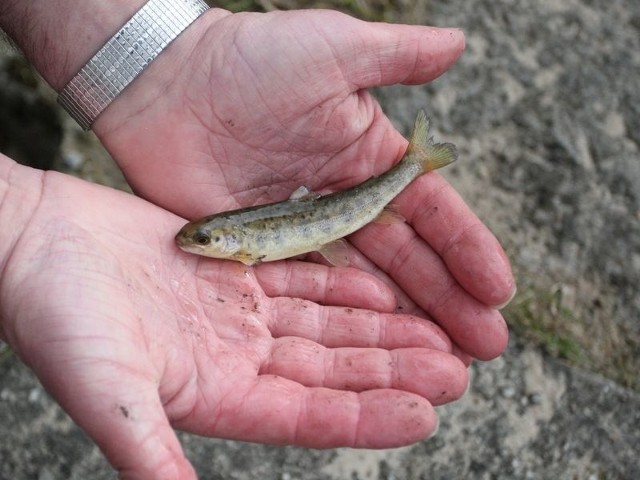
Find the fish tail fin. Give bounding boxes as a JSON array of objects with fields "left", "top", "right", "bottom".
[{"left": 407, "top": 110, "right": 458, "bottom": 173}]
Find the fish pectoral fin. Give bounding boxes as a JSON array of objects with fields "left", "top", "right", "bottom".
[
  {"left": 375, "top": 204, "right": 406, "bottom": 225},
  {"left": 232, "top": 253, "right": 265, "bottom": 266},
  {"left": 289, "top": 185, "right": 321, "bottom": 202},
  {"left": 318, "top": 239, "right": 350, "bottom": 267}
]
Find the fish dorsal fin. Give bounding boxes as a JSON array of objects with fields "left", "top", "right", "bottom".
[{"left": 289, "top": 185, "right": 321, "bottom": 202}]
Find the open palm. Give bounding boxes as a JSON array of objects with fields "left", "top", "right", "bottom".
[
  {"left": 100, "top": 9, "right": 461, "bottom": 213},
  {"left": 94, "top": 9, "right": 514, "bottom": 361},
  {"left": 1, "top": 163, "right": 467, "bottom": 479}
]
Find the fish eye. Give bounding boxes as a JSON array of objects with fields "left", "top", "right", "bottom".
[{"left": 194, "top": 232, "right": 211, "bottom": 245}]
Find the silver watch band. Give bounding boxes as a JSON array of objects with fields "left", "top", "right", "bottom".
[{"left": 57, "top": 0, "right": 209, "bottom": 130}]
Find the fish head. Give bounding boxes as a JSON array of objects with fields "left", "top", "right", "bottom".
[{"left": 175, "top": 221, "right": 242, "bottom": 259}]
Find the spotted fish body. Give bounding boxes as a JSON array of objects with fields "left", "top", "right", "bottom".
[{"left": 175, "top": 111, "right": 457, "bottom": 265}]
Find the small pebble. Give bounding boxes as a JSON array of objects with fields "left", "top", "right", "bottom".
[
  {"left": 62, "top": 151, "right": 84, "bottom": 170},
  {"left": 0, "top": 388, "right": 16, "bottom": 401},
  {"left": 501, "top": 386, "right": 516, "bottom": 398},
  {"left": 529, "top": 392, "right": 543, "bottom": 405},
  {"left": 38, "top": 467, "right": 55, "bottom": 480},
  {"left": 28, "top": 387, "right": 41, "bottom": 403}
]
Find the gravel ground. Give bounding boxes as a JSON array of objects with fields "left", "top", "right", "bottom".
[{"left": 1, "top": 0, "right": 639, "bottom": 478}]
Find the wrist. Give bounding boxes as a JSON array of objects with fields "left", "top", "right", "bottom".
[
  {"left": 0, "top": 155, "right": 44, "bottom": 342},
  {"left": 0, "top": 0, "right": 227, "bottom": 132},
  {"left": 58, "top": 0, "right": 211, "bottom": 130},
  {"left": 0, "top": 0, "right": 149, "bottom": 91},
  {"left": 90, "top": 6, "right": 229, "bottom": 135}
]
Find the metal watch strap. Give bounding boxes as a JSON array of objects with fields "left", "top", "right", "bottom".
[{"left": 57, "top": 0, "right": 209, "bottom": 130}]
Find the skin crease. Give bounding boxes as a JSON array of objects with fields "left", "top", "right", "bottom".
[{"left": 0, "top": 6, "right": 515, "bottom": 480}]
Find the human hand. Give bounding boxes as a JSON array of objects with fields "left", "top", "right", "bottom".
[
  {"left": 93, "top": 8, "right": 515, "bottom": 361},
  {"left": 0, "top": 157, "right": 467, "bottom": 479}
]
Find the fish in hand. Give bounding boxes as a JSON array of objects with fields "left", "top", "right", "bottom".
[{"left": 175, "top": 111, "right": 457, "bottom": 266}]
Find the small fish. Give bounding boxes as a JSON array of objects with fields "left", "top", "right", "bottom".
[{"left": 175, "top": 111, "right": 457, "bottom": 265}]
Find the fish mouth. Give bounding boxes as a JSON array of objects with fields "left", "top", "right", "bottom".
[
  {"left": 174, "top": 230, "right": 194, "bottom": 251},
  {"left": 174, "top": 230, "right": 211, "bottom": 256},
  {"left": 174, "top": 231, "right": 186, "bottom": 247},
  {"left": 175, "top": 241, "right": 201, "bottom": 255}
]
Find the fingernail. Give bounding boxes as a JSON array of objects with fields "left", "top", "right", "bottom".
[
  {"left": 494, "top": 285, "right": 518, "bottom": 310},
  {"left": 426, "top": 416, "right": 440, "bottom": 439}
]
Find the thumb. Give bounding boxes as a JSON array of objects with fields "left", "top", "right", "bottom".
[
  {"left": 89, "top": 380, "right": 197, "bottom": 480},
  {"left": 42, "top": 364, "right": 197, "bottom": 480},
  {"left": 326, "top": 14, "right": 465, "bottom": 89}
]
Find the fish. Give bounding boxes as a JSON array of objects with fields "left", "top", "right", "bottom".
[{"left": 175, "top": 111, "right": 457, "bottom": 265}]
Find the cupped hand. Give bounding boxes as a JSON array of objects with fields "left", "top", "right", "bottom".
[
  {"left": 93, "top": 8, "right": 515, "bottom": 361},
  {"left": 0, "top": 159, "right": 468, "bottom": 479}
]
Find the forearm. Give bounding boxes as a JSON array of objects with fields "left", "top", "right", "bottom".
[{"left": 0, "top": 0, "right": 147, "bottom": 90}]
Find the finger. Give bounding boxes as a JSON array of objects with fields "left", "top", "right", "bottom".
[
  {"left": 305, "top": 244, "right": 424, "bottom": 315},
  {"left": 304, "top": 244, "right": 476, "bottom": 364},
  {"left": 262, "top": 338, "right": 468, "bottom": 406},
  {"left": 452, "top": 344, "right": 474, "bottom": 367},
  {"left": 349, "top": 218, "right": 509, "bottom": 360},
  {"left": 268, "top": 296, "right": 452, "bottom": 352},
  {"left": 111, "top": 392, "right": 197, "bottom": 480},
  {"left": 327, "top": 16, "right": 465, "bottom": 89},
  {"left": 254, "top": 260, "right": 396, "bottom": 312},
  {"left": 206, "top": 375, "right": 438, "bottom": 448},
  {"left": 396, "top": 173, "right": 517, "bottom": 307}
]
